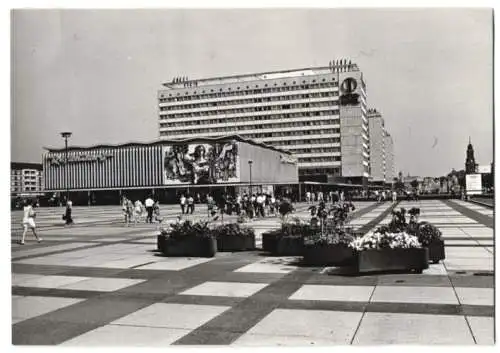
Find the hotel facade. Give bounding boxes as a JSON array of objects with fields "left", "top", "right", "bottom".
[
  {"left": 158, "top": 60, "right": 373, "bottom": 185},
  {"left": 367, "top": 108, "right": 395, "bottom": 183}
]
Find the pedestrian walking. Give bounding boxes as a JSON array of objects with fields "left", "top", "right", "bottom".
[
  {"left": 134, "top": 200, "right": 143, "bottom": 225},
  {"left": 392, "top": 190, "right": 397, "bottom": 203},
  {"left": 153, "top": 201, "right": 162, "bottom": 223},
  {"left": 63, "top": 200, "right": 74, "bottom": 226},
  {"left": 187, "top": 195, "right": 195, "bottom": 214},
  {"left": 256, "top": 193, "right": 265, "bottom": 217},
  {"left": 20, "top": 199, "right": 42, "bottom": 244},
  {"left": 145, "top": 196, "right": 155, "bottom": 223},
  {"left": 306, "top": 191, "right": 311, "bottom": 204},
  {"left": 180, "top": 194, "right": 186, "bottom": 214}
]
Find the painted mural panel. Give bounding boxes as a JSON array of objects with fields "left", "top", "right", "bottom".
[{"left": 163, "top": 140, "right": 239, "bottom": 185}]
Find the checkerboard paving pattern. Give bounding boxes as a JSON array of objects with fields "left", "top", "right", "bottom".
[{"left": 11, "top": 200, "right": 494, "bottom": 345}]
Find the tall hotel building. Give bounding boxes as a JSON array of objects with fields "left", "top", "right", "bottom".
[
  {"left": 367, "top": 108, "right": 395, "bottom": 183},
  {"left": 158, "top": 60, "right": 370, "bottom": 185}
]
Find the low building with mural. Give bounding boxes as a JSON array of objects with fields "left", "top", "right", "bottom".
[{"left": 42, "top": 135, "right": 298, "bottom": 205}]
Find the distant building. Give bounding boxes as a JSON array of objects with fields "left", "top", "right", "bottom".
[
  {"left": 158, "top": 60, "right": 372, "bottom": 185},
  {"left": 42, "top": 135, "right": 298, "bottom": 205},
  {"left": 465, "top": 137, "right": 478, "bottom": 174},
  {"left": 367, "top": 109, "right": 395, "bottom": 183},
  {"left": 384, "top": 131, "right": 395, "bottom": 182},
  {"left": 11, "top": 162, "right": 44, "bottom": 198}
]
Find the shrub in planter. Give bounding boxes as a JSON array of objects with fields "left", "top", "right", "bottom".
[
  {"left": 301, "top": 201, "right": 358, "bottom": 266},
  {"left": 214, "top": 223, "right": 255, "bottom": 251},
  {"left": 416, "top": 221, "right": 445, "bottom": 263},
  {"left": 160, "top": 219, "right": 216, "bottom": 257},
  {"left": 262, "top": 219, "right": 317, "bottom": 256},
  {"left": 349, "top": 231, "right": 428, "bottom": 274}
]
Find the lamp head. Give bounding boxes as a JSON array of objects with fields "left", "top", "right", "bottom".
[{"left": 60, "top": 132, "right": 72, "bottom": 138}]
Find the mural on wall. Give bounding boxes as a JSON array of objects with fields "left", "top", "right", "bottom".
[{"left": 163, "top": 141, "right": 239, "bottom": 185}]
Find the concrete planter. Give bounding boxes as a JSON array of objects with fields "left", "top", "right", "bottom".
[
  {"left": 427, "top": 239, "right": 445, "bottom": 264},
  {"left": 262, "top": 233, "right": 304, "bottom": 256},
  {"left": 157, "top": 234, "right": 166, "bottom": 252},
  {"left": 302, "top": 244, "right": 356, "bottom": 266},
  {"left": 354, "top": 247, "right": 429, "bottom": 274},
  {"left": 217, "top": 234, "right": 255, "bottom": 252},
  {"left": 162, "top": 236, "right": 217, "bottom": 257}
]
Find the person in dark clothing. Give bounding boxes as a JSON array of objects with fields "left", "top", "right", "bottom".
[{"left": 64, "top": 201, "right": 74, "bottom": 226}]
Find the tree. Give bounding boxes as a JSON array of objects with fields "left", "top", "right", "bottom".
[{"left": 410, "top": 179, "right": 419, "bottom": 190}]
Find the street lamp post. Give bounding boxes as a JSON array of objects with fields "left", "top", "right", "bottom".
[
  {"left": 60, "top": 132, "right": 72, "bottom": 203},
  {"left": 248, "top": 160, "right": 253, "bottom": 195}
]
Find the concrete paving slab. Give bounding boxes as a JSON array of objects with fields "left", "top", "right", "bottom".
[
  {"left": 134, "top": 257, "right": 214, "bottom": 271},
  {"left": 289, "top": 285, "right": 374, "bottom": 302},
  {"left": 180, "top": 281, "right": 268, "bottom": 298},
  {"left": 466, "top": 316, "right": 494, "bottom": 345},
  {"left": 59, "top": 278, "right": 146, "bottom": 292},
  {"left": 233, "top": 333, "right": 338, "bottom": 346},
  {"left": 12, "top": 296, "right": 84, "bottom": 323},
  {"left": 15, "top": 275, "right": 91, "bottom": 289},
  {"left": 454, "top": 287, "right": 494, "bottom": 306},
  {"left": 61, "top": 324, "right": 190, "bottom": 346},
  {"left": 352, "top": 312, "right": 475, "bottom": 344},
  {"left": 112, "top": 303, "right": 230, "bottom": 329},
  {"left": 234, "top": 257, "right": 299, "bottom": 274},
  {"left": 370, "top": 286, "right": 458, "bottom": 305},
  {"left": 12, "top": 243, "right": 96, "bottom": 259},
  {"left": 11, "top": 273, "right": 45, "bottom": 286},
  {"left": 243, "top": 309, "right": 362, "bottom": 343}
]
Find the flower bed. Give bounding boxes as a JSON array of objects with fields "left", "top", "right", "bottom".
[
  {"left": 349, "top": 231, "right": 428, "bottom": 274},
  {"left": 214, "top": 224, "right": 255, "bottom": 252},
  {"left": 381, "top": 207, "right": 445, "bottom": 264}
]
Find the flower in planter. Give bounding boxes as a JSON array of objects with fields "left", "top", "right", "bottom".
[{"left": 349, "top": 231, "right": 421, "bottom": 251}]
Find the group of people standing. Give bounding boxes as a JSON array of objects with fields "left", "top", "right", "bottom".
[
  {"left": 179, "top": 194, "right": 196, "bottom": 214},
  {"left": 306, "top": 191, "right": 346, "bottom": 204},
  {"left": 122, "top": 196, "right": 161, "bottom": 226},
  {"left": 200, "top": 192, "right": 279, "bottom": 219}
]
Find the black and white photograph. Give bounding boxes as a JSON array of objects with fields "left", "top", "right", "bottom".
[{"left": 8, "top": 3, "right": 496, "bottom": 347}]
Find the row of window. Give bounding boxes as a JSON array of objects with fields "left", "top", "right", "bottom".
[
  {"left": 299, "top": 156, "right": 341, "bottom": 163},
  {"left": 159, "top": 80, "right": 339, "bottom": 102},
  {"left": 160, "top": 118, "right": 340, "bottom": 129},
  {"left": 292, "top": 147, "right": 341, "bottom": 154},
  {"left": 160, "top": 110, "right": 341, "bottom": 125},
  {"left": 299, "top": 168, "right": 341, "bottom": 175},
  {"left": 268, "top": 138, "right": 341, "bottom": 145},
  {"left": 160, "top": 102, "right": 340, "bottom": 119},
  {"left": 159, "top": 91, "right": 339, "bottom": 111},
  {"left": 164, "top": 128, "right": 341, "bottom": 138}
]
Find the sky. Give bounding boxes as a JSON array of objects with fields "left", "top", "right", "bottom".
[{"left": 10, "top": 8, "right": 493, "bottom": 177}]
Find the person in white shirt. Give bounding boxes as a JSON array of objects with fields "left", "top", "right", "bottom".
[
  {"left": 305, "top": 191, "right": 311, "bottom": 203},
  {"left": 145, "top": 196, "right": 155, "bottom": 223},
  {"left": 392, "top": 190, "right": 397, "bottom": 202},
  {"left": 256, "top": 194, "right": 265, "bottom": 217},
  {"left": 20, "top": 199, "right": 42, "bottom": 245},
  {"left": 180, "top": 194, "right": 186, "bottom": 214}
]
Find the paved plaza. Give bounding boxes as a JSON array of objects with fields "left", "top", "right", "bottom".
[{"left": 11, "top": 200, "right": 494, "bottom": 345}]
